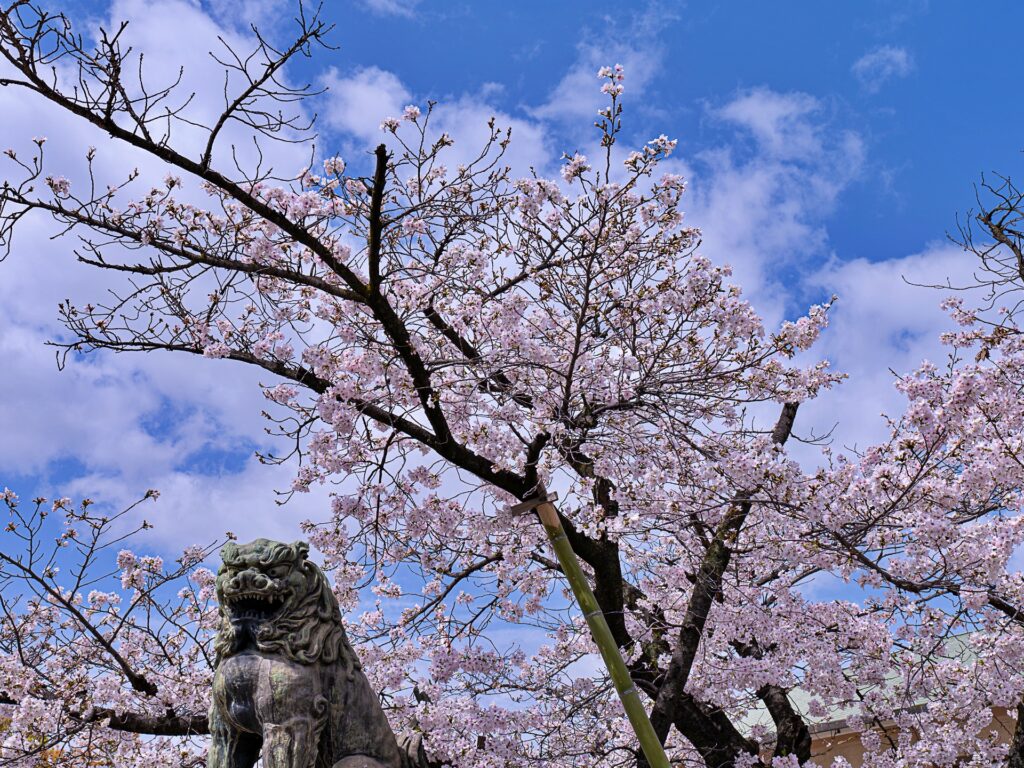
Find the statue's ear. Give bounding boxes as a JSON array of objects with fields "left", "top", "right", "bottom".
[
  {"left": 220, "top": 541, "right": 238, "bottom": 564},
  {"left": 293, "top": 541, "right": 310, "bottom": 561}
]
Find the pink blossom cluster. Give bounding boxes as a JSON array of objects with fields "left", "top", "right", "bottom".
[{"left": 598, "top": 63, "right": 625, "bottom": 96}]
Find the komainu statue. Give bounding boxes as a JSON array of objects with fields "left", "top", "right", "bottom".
[{"left": 208, "top": 538, "right": 430, "bottom": 768}]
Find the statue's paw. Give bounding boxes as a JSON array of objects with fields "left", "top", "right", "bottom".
[{"left": 396, "top": 733, "right": 432, "bottom": 768}]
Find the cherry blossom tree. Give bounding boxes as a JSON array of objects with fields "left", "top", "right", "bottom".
[
  {"left": 0, "top": 490, "right": 219, "bottom": 767},
  {"left": 798, "top": 173, "right": 1024, "bottom": 768},
  {"left": 2, "top": 3, "right": 1024, "bottom": 768}
]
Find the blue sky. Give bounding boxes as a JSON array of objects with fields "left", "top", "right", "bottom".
[
  {"left": 1, "top": 0, "right": 1022, "bottom": 555},
  {"left": 319, "top": 0, "right": 1023, "bottom": 264}
]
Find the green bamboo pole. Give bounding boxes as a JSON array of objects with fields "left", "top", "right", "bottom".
[{"left": 517, "top": 493, "right": 671, "bottom": 768}]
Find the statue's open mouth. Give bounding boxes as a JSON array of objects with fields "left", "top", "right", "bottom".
[{"left": 224, "top": 591, "right": 287, "bottom": 622}]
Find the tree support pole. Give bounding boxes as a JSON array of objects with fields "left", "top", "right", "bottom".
[{"left": 510, "top": 490, "right": 671, "bottom": 768}]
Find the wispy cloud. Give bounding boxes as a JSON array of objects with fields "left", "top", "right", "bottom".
[
  {"left": 358, "top": 0, "right": 420, "bottom": 18},
  {"left": 714, "top": 88, "right": 825, "bottom": 161},
  {"left": 851, "top": 45, "right": 914, "bottom": 94},
  {"left": 681, "top": 88, "right": 865, "bottom": 323},
  {"left": 529, "top": 2, "right": 676, "bottom": 124},
  {"left": 529, "top": 45, "right": 660, "bottom": 124}
]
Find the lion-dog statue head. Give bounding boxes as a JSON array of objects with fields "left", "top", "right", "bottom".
[{"left": 213, "top": 538, "right": 358, "bottom": 673}]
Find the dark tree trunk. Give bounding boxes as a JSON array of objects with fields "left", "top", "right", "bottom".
[{"left": 1009, "top": 704, "right": 1024, "bottom": 768}]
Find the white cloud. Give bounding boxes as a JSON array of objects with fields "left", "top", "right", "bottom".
[
  {"left": 321, "top": 66, "right": 412, "bottom": 144},
  {"left": 66, "top": 459, "right": 334, "bottom": 552},
  {"left": 424, "top": 95, "right": 552, "bottom": 175},
  {"left": 319, "top": 67, "right": 551, "bottom": 176},
  {"left": 359, "top": 0, "right": 420, "bottom": 18},
  {"left": 101, "top": 0, "right": 315, "bottom": 173},
  {"left": 0, "top": 255, "right": 316, "bottom": 550},
  {"left": 678, "top": 87, "right": 984, "bottom": 457},
  {"left": 678, "top": 88, "right": 865, "bottom": 326},
  {"left": 714, "top": 89, "right": 824, "bottom": 161},
  {"left": 851, "top": 45, "right": 914, "bottom": 94},
  {"left": 530, "top": 45, "right": 660, "bottom": 125},
  {"left": 0, "top": 0, "right": 326, "bottom": 552},
  {"left": 528, "top": 3, "right": 674, "bottom": 125},
  {"left": 800, "top": 243, "right": 976, "bottom": 452}
]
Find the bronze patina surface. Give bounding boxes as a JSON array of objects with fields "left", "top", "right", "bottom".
[{"left": 208, "top": 539, "right": 425, "bottom": 768}]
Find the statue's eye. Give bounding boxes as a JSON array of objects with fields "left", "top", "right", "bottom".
[{"left": 268, "top": 565, "right": 290, "bottom": 579}]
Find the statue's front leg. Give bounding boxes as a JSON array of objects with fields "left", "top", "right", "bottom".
[
  {"left": 261, "top": 718, "right": 324, "bottom": 768},
  {"left": 208, "top": 707, "right": 261, "bottom": 768}
]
